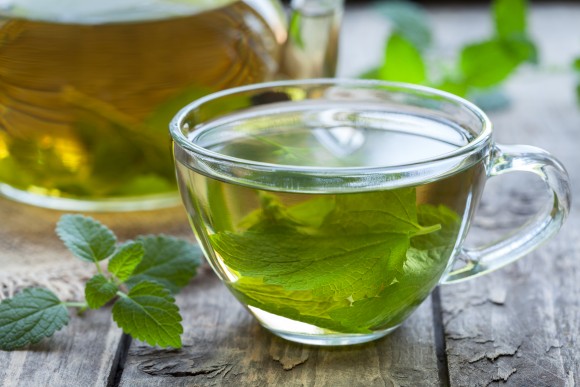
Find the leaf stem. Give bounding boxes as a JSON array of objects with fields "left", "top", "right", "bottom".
[
  {"left": 95, "top": 262, "right": 104, "bottom": 276},
  {"left": 415, "top": 223, "right": 441, "bottom": 236}
]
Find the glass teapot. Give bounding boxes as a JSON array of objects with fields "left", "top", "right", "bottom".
[{"left": 0, "top": 0, "right": 343, "bottom": 211}]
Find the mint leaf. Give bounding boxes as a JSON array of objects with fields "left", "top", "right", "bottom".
[
  {"left": 56, "top": 215, "right": 117, "bottom": 263},
  {"left": 85, "top": 275, "right": 118, "bottom": 309},
  {"left": 125, "top": 236, "right": 202, "bottom": 294},
  {"left": 288, "top": 11, "right": 305, "bottom": 49},
  {"left": 359, "top": 67, "right": 381, "bottom": 80},
  {"left": 0, "top": 288, "right": 69, "bottom": 350},
  {"left": 377, "top": 0, "right": 431, "bottom": 51},
  {"left": 323, "top": 189, "right": 428, "bottom": 235},
  {"left": 494, "top": 0, "right": 526, "bottom": 39},
  {"left": 214, "top": 194, "right": 459, "bottom": 334},
  {"left": 211, "top": 188, "right": 443, "bottom": 333},
  {"left": 379, "top": 33, "right": 426, "bottom": 84},
  {"left": 412, "top": 204, "right": 462, "bottom": 250},
  {"left": 327, "top": 204, "right": 462, "bottom": 332},
  {"left": 435, "top": 78, "right": 468, "bottom": 97},
  {"left": 574, "top": 57, "right": 580, "bottom": 105},
  {"left": 460, "top": 38, "right": 535, "bottom": 88},
  {"left": 112, "top": 281, "right": 182, "bottom": 348},
  {"left": 230, "top": 277, "right": 349, "bottom": 333},
  {"left": 108, "top": 241, "right": 144, "bottom": 282},
  {"left": 240, "top": 192, "right": 334, "bottom": 233},
  {"left": 328, "top": 278, "right": 429, "bottom": 332},
  {"left": 214, "top": 231, "right": 410, "bottom": 300}
]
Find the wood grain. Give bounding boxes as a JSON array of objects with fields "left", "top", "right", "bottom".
[
  {"left": 0, "top": 308, "right": 126, "bottom": 386},
  {"left": 0, "top": 200, "right": 191, "bottom": 386},
  {"left": 119, "top": 269, "right": 442, "bottom": 387},
  {"left": 439, "top": 72, "right": 580, "bottom": 386}
]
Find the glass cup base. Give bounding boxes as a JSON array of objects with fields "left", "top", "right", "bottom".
[
  {"left": 249, "top": 306, "right": 400, "bottom": 346},
  {"left": 0, "top": 183, "right": 181, "bottom": 212},
  {"left": 270, "top": 326, "right": 400, "bottom": 346}
]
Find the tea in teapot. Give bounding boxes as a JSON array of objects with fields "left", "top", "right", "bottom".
[{"left": 0, "top": 0, "right": 342, "bottom": 210}]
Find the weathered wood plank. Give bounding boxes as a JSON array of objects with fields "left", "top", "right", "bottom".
[
  {"left": 439, "top": 71, "right": 580, "bottom": 386},
  {"left": 0, "top": 308, "right": 126, "bottom": 387},
  {"left": 120, "top": 269, "right": 441, "bottom": 386},
  {"left": 0, "top": 199, "right": 192, "bottom": 386}
]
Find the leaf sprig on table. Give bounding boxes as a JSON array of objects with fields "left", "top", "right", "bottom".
[
  {"left": 363, "top": 0, "right": 537, "bottom": 107},
  {"left": 0, "top": 215, "right": 201, "bottom": 351}
]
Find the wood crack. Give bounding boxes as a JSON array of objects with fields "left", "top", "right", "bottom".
[
  {"left": 139, "top": 361, "right": 233, "bottom": 379},
  {"left": 108, "top": 334, "right": 132, "bottom": 387},
  {"left": 432, "top": 288, "right": 451, "bottom": 387}
]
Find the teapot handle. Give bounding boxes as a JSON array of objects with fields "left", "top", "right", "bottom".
[{"left": 280, "top": 0, "right": 344, "bottom": 79}]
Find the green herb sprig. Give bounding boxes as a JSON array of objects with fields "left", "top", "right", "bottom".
[
  {"left": 0, "top": 215, "right": 201, "bottom": 351},
  {"left": 364, "top": 0, "right": 537, "bottom": 107},
  {"left": 574, "top": 57, "right": 580, "bottom": 104}
]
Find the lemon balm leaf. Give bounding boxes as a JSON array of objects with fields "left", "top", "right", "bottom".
[
  {"left": 108, "top": 241, "right": 144, "bottom": 282},
  {"left": 213, "top": 231, "right": 411, "bottom": 301},
  {"left": 112, "top": 281, "right": 182, "bottom": 348},
  {"left": 379, "top": 33, "right": 426, "bottom": 84},
  {"left": 494, "top": 0, "right": 526, "bottom": 39},
  {"left": 211, "top": 188, "right": 437, "bottom": 304},
  {"left": 376, "top": 0, "right": 431, "bottom": 51},
  {"left": 574, "top": 57, "right": 580, "bottom": 105},
  {"left": 460, "top": 38, "right": 535, "bottom": 88},
  {"left": 2, "top": 215, "right": 200, "bottom": 351},
  {"left": 0, "top": 288, "right": 69, "bottom": 350},
  {"left": 210, "top": 189, "right": 458, "bottom": 334},
  {"left": 126, "top": 236, "right": 202, "bottom": 294},
  {"left": 85, "top": 275, "right": 118, "bottom": 309},
  {"left": 288, "top": 11, "right": 305, "bottom": 49},
  {"left": 56, "top": 214, "right": 117, "bottom": 263}
]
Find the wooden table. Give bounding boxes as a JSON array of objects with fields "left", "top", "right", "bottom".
[{"left": 1, "top": 4, "right": 579, "bottom": 386}]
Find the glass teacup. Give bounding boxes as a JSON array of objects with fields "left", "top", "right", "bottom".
[{"left": 170, "top": 79, "right": 570, "bottom": 346}]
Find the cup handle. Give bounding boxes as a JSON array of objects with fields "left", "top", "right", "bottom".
[{"left": 442, "top": 144, "right": 571, "bottom": 284}]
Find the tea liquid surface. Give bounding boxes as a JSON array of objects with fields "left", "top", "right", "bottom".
[{"left": 177, "top": 111, "right": 486, "bottom": 335}]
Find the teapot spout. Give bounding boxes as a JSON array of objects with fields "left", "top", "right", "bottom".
[{"left": 280, "top": 0, "right": 344, "bottom": 79}]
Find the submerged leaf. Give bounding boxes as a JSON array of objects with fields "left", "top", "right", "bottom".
[{"left": 210, "top": 188, "right": 459, "bottom": 333}]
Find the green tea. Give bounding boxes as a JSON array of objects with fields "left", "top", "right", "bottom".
[
  {"left": 176, "top": 115, "right": 486, "bottom": 335},
  {"left": 0, "top": 0, "right": 282, "bottom": 201}
]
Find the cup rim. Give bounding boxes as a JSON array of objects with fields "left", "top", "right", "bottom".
[{"left": 170, "top": 78, "right": 492, "bottom": 174}]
